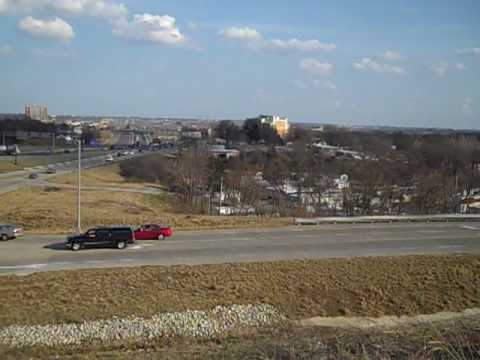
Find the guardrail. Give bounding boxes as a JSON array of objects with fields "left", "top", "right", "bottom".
[{"left": 295, "top": 214, "right": 480, "bottom": 225}]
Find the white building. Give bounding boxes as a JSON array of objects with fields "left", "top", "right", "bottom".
[{"left": 25, "top": 104, "right": 50, "bottom": 123}]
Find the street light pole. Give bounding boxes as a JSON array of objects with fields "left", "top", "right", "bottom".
[{"left": 77, "top": 139, "right": 82, "bottom": 233}]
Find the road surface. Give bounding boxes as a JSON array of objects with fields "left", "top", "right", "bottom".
[
  {"left": 0, "top": 150, "right": 169, "bottom": 195},
  {"left": 0, "top": 222, "right": 479, "bottom": 275}
]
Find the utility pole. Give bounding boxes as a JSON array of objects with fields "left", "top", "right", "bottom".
[
  {"left": 219, "top": 176, "right": 224, "bottom": 215},
  {"left": 77, "top": 139, "right": 82, "bottom": 233}
]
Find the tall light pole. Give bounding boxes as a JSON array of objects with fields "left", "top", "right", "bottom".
[
  {"left": 77, "top": 139, "right": 81, "bottom": 233},
  {"left": 74, "top": 127, "right": 82, "bottom": 233}
]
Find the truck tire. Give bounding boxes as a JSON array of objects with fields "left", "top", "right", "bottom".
[
  {"left": 117, "top": 240, "right": 126, "bottom": 249},
  {"left": 72, "top": 242, "right": 81, "bottom": 251},
  {"left": 0, "top": 234, "right": 8, "bottom": 241},
  {"left": 157, "top": 234, "right": 165, "bottom": 241}
]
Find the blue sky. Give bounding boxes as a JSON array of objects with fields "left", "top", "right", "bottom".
[{"left": 0, "top": 0, "right": 479, "bottom": 128}]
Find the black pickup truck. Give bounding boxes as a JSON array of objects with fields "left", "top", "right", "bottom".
[{"left": 66, "top": 227, "right": 135, "bottom": 251}]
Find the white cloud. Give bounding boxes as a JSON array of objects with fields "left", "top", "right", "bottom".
[
  {"left": 266, "top": 38, "right": 335, "bottom": 52},
  {"left": 0, "top": 0, "right": 127, "bottom": 18},
  {"left": 312, "top": 79, "right": 337, "bottom": 91},
  {"left": 300, "top": 58, "right": 334, "bottom": 76},
  {"left": 431, "top": 62, "right": 449, "bottom": 77},
  {"left": 219, "top": 27, "right": 262, "bottom": 41},
  {"left": 462, "top": 97, "right": 473, "bottom": 115},
  {"left": 353, "top": 57, "right": 406, "bottom": 75},
  {"left": 113, "top": 13, "right": 186, "bottom": 45},
  {"left": 31, "top": 48, "right": 76, "bottom": 58},
  {"left": 456, "top": 47, "right": 480, "bottom": 56},
  {"left": 220, "top": 26, "right": 335, "bottom": 53},
  {"left": 294, "top": 80, "right": 309, "bottom": 89},
  {"left": 19, "top": 16, "right": 74, "bottom": 41},
  {"left": 0, "top": 44, "right": 13, "bottom": 55},
  {"left": 381, "top": 50, "right": 402, "bottom": 61},
  {"left": 455, "top": 62, "right": 467, "bottom": 70}
]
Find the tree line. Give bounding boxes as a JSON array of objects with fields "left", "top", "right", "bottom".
[{"left": 121, "top": 123, "right": 480, "bottom": 217}]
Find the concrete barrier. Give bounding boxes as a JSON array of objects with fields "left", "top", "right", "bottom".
[{"left": 295, "top": 214, "right": 480, "bottom": 225}]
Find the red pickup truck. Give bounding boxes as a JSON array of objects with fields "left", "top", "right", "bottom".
[{"left": 134, "top": 224, "right": 173, "bottom": 241}]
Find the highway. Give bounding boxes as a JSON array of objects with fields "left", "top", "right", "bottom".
[
  {"left": 0, "top": 222, "right": 479, "bottom": 275},
  {"left": 0, "top": 150, "right": 155, "bottom": 195}
]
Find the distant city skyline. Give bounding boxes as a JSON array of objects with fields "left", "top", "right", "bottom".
[{"left": 0, "top": 0, "right": 479, "bottom": 129}]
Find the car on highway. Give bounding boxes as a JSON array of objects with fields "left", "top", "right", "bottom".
[
  {"left": 28, "top": 173, "right": 39, "bottom": 179},
  {"left": 46, "top": 166, "right": 56, "bottom": 174},
  {"left": 0, "top": 224, "right": 23, "bottom": 241},
  {"left": 105, "top": 155, "right": 114, "bottom": 163},
  {"left": 65, "top": 226, "right": 135, "bottom": 251},
  {"left": 134, "top": 224, "right": 173, "bottom": 241}
]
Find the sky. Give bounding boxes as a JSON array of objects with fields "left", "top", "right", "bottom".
[{"left": 0, "top": 0, "right": 479, "bottom": 129}]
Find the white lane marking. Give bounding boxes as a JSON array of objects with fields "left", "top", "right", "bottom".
[
  {"left": 164, "top": 237, "right": 253, "bottom": 244},
  {"left": 0, "top": 263, "right": 47, "bottom": 270},
  {"left": 437, "top": 245, "right": 465, "bottom": 250},
  {"left": 128, "top": 244, "right": 155, "bottom": 250},
  {"left": 460, "top": 225, "right": 478, "bottom": 231}
]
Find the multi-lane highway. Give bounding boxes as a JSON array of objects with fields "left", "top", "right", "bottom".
[
  {"left": 0, "top": 222, "right": 479, "bottom": 275},
  {"left": 0, "top": 151, "right": 151, "bottom": 195}
]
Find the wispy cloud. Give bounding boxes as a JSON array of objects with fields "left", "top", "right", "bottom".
[
  {"left": 219, "top": 27, "right": 261, "bottom": 41},
  {"left": 462, "top": 97, "right": 473, "bottom": 115},
  {"left": 313, "top": 80, "right": 337, "bottom": 91},
  {"left": 381, "top": 50, "right": 403, "bottom": 61},
  {"left": 263, "top": 38, "right": 335, "bottom": 52},
  {"left": 19, "top": 16, "right": 75, "bottom": 41},
  {"left": 0, "top": 0, "right": 127, "bottom": 19},
  {"left": 456, "top": 47, "right": 480, "bottom": 56},
  {"left": 353, "top": 57, "right": 406, "bottom": 75},
  {"left": 431, "top": 62, "right": 466, "bottom": 77},
  {"left": 431, "top": 62, "right": 449, "bottom": 77},
  {"left": 300, "top": 58, "right": 334, "bottom": 76},
  {"left": 0, "top": 44, "right": 13, "bottom": 55},
  {"left": 219, "top": 26, "right": 335, "bottom": 53}
]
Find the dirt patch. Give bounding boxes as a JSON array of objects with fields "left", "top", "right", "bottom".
[
  {"left": 300, "top": 307, "right": 480, "bottom": 329},
  {"left": 0, "top": 255, "right": 479, "bottom": 329}
]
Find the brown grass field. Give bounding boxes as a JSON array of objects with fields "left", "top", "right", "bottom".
[
  {"left": 0, "top": 186, "right": 291, "bottom": 233},
  {"left": 49, "top": 163, "right": 155, "bottom": 189},
  {"left": 0, "top": 255, "right": 479, "bottom": 327},
  {"left": 1, "top": 162, "right": 292, "bottom": 232},
  {"left": 0, "top": 256, "right": 479, "bottom": 359}
]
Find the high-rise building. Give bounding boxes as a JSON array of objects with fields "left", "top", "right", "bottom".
[
  {"left": 253, "top": 114, "right": 290, "bottom": 138},
  {"left": 25, "top": 104, "right": 50, "bottom": 122}
]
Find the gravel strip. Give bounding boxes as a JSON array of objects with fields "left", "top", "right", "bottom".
[{"left": 0, "top": 304, "right": 285, "bottom": 347}]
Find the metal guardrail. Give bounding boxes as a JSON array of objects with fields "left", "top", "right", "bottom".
[{"left": 295, "top": 214, "right": 480, "bottom": 225}]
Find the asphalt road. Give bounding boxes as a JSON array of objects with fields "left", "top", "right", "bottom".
[
  {"left": 0, "top": 150, "right": 159, "bottom": 195},
  {"left": 0, "top": 222, "right": 479, "bottom": 275}
]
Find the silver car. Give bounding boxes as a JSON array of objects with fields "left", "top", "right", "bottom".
[{"left": 0, "top": 224, "right": 23, "bottom": 241}]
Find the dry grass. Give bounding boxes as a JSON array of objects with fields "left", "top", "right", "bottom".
[
  {"left": 1, "top": 317, "right": 479, "bottom": 359},
  {"left": 0, "top": 159, "right": 42, "bottom": 173},
  {"left": 49, "top": 163, "right": 158, "bottom": 189},
  {"left": 0, "top": 186, "right": 291, "bottom": 233},
  {"left": 52, "top": 164, "right": 126, "bottom": 185},
  {"left": 0, "top": 255, "right": 479, "bottom": 328}
]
